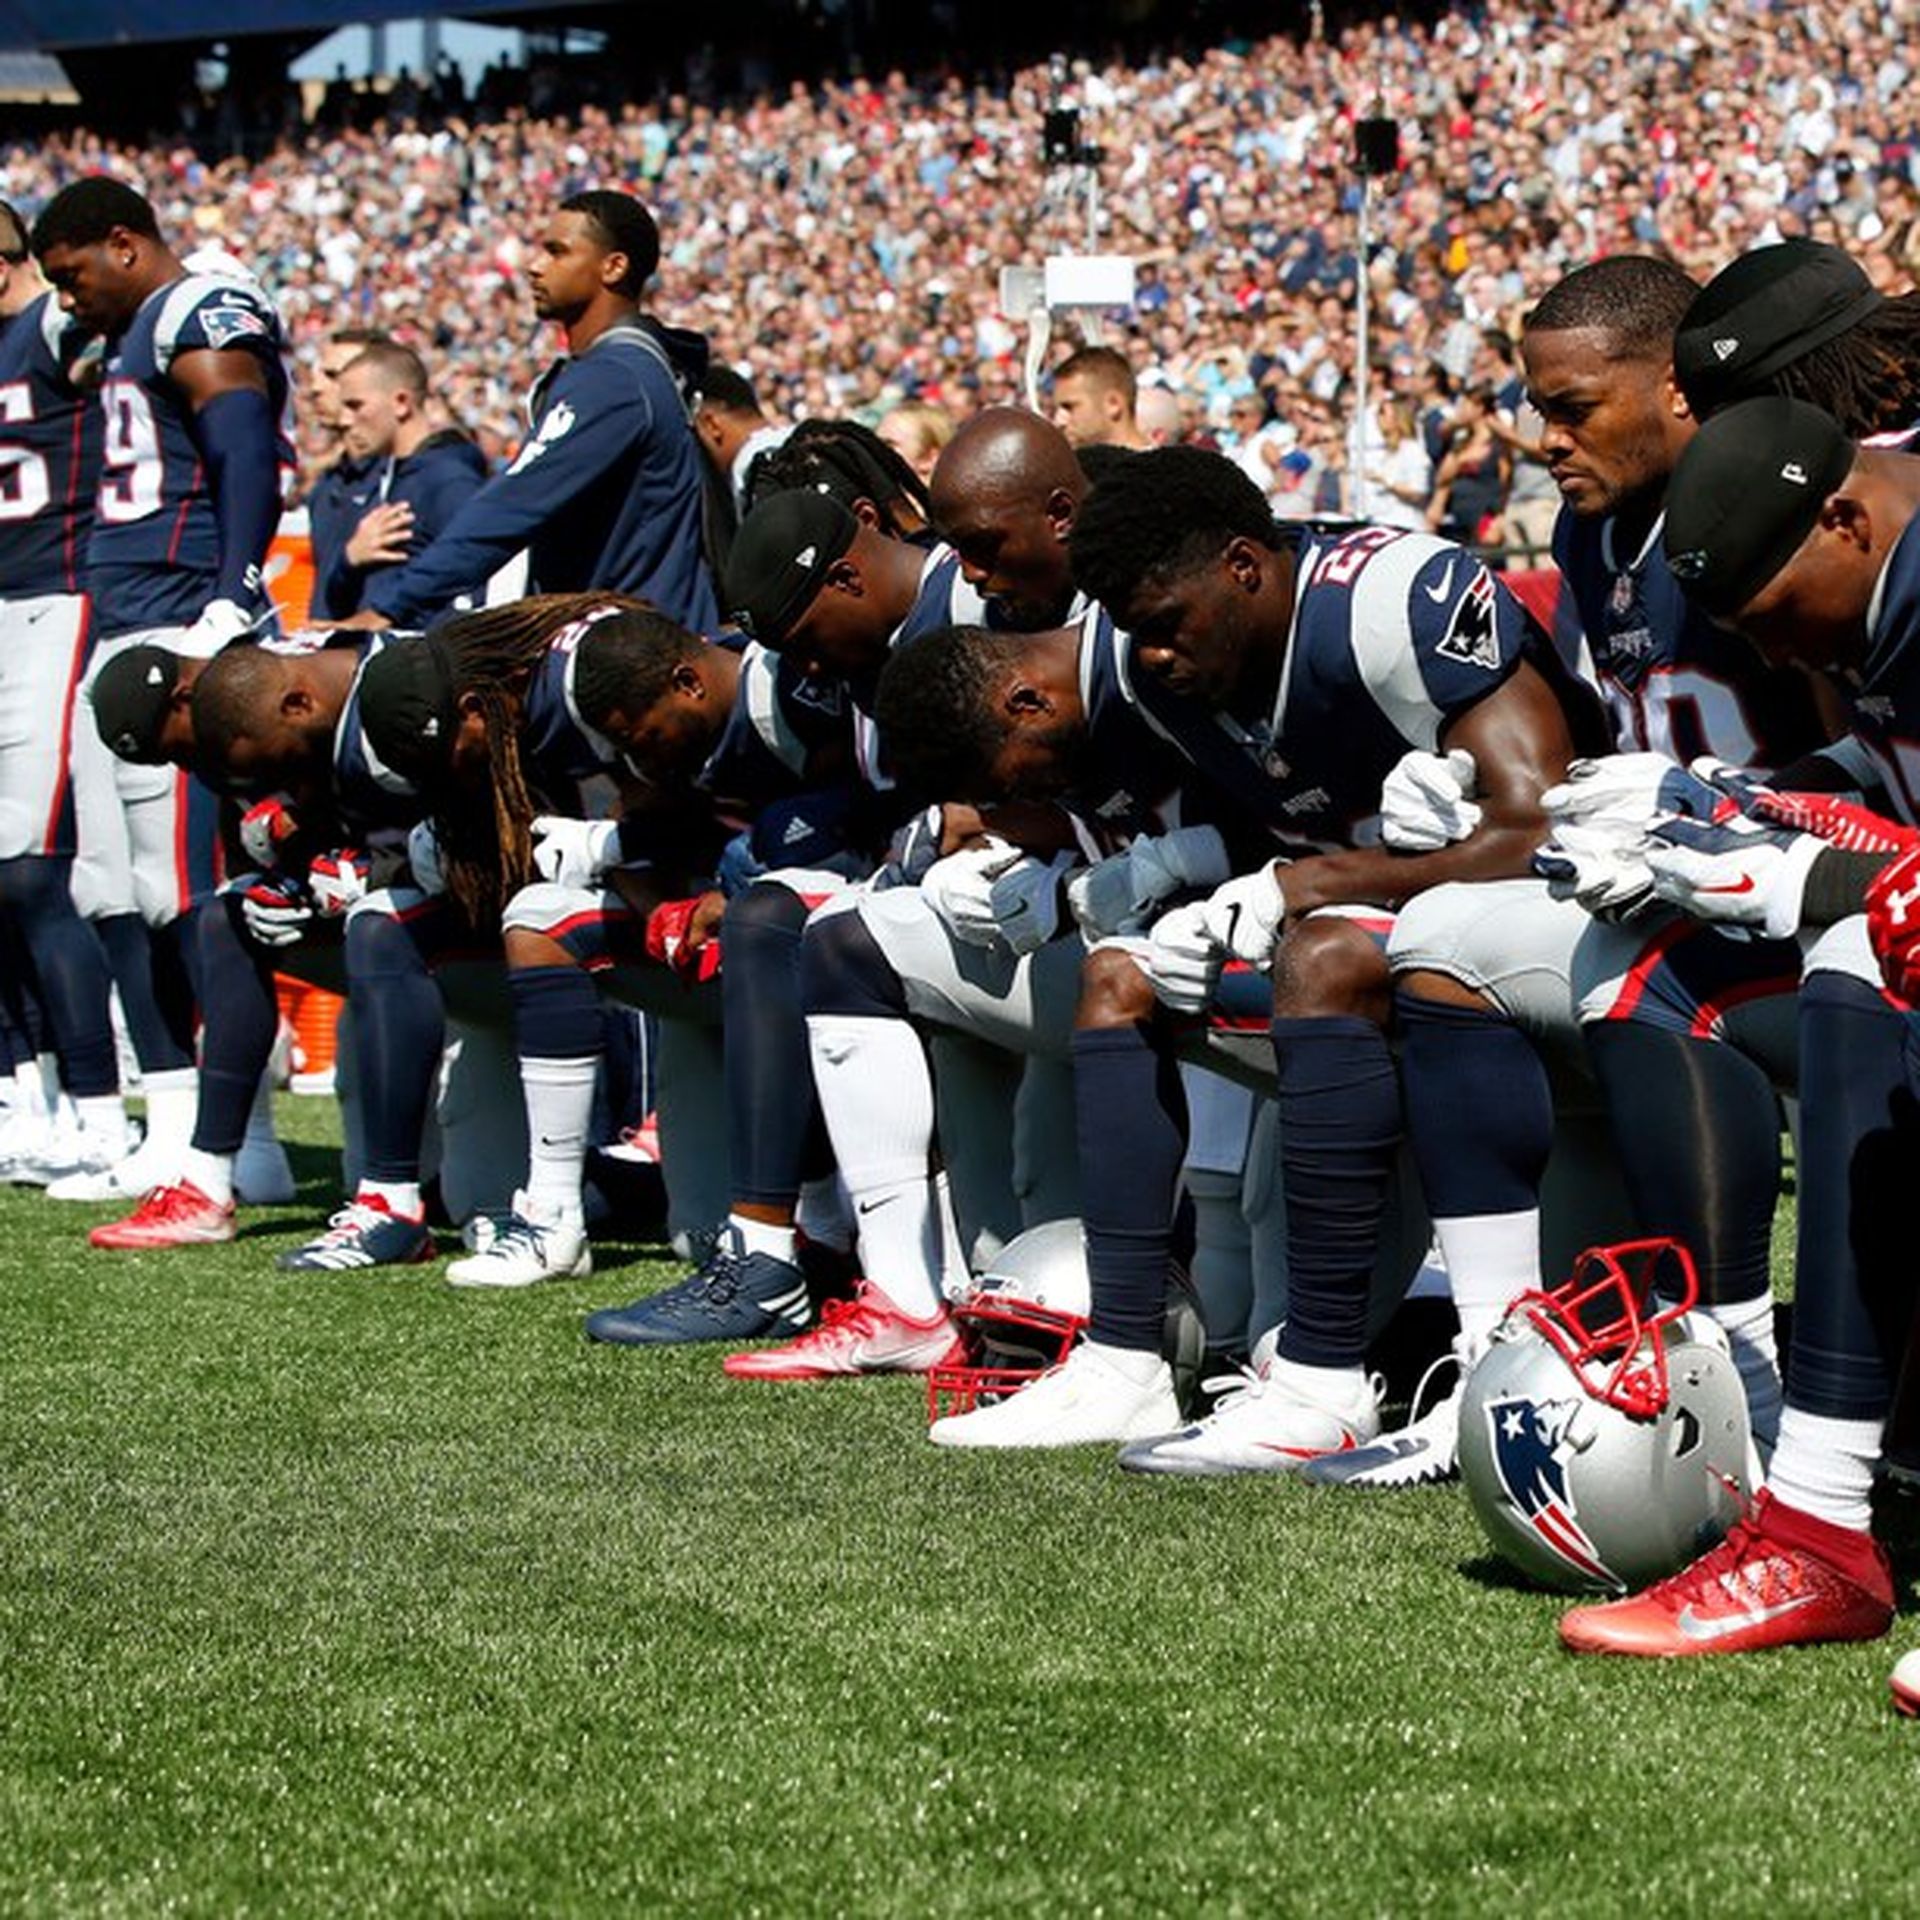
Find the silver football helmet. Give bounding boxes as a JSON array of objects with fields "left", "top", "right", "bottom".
[
  {"left": 1458, "top": 1239, "right": 1752, "bottom": 1594},
  {"left": 927, "top": 1217, "right": 1208, "bottom": 1419}
]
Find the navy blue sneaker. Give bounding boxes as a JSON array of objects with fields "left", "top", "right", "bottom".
[
  {"left": 585, "top": 1225, "right": 814, "bottom": 1346},
  {"left": 277, "top": 1196, "right": 434, "bottom": 1272}
]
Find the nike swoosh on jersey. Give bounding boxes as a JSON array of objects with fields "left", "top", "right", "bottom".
[
  {"left": 1423, "top": 558, "right": 1457, "bottom": 603},
  {"left": 1674, "top": 1591, "right": 1818, "bottom": 1641}
]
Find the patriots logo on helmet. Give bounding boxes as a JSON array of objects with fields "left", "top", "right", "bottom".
[{"left": 1482, "top": 1394, "right": 1615, "bottom": 1586}]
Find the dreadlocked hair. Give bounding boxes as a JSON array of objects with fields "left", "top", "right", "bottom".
[
  {"left": 742, "top": 417, "right": 931, "bottom": 538},
  {"left": 421, "top": 593, "right": 650, "bottom": 925},
  {"left": 1765, "top": 293, "right": 1920, "bottom": 440},
  {"left": 572, "top": 608, "right": 709, "bottom": 732},
  {"left": 1068, "top": 445, "right": 1281, "bottom": 613},
  {"left": 874, "top": 624, "right": 1034, "bottom": 802}
]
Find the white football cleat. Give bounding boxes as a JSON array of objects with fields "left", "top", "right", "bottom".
[
  {"left": 1298, "top": 1342, "right": 1472, "bottom": 1489},
  {"left": 0, "top": 1102, "right": 58, "bottom": 1183},
  {"left": 1117, "top": 1359, "right": 1382, "bottom": 1477},
  {"left": 445, "top": 1190, "right": 590, "bottom": 1288},
  {"left": 928, "top": 1340, "right": 1181, "bottom": 1450},
  {"left": 23, "top": 1112, "right": 144, "bottom": 1191}
]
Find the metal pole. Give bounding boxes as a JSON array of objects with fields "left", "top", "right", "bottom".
[{"left": 1350, "top": 174, "right": 1372, "bottom": 518}]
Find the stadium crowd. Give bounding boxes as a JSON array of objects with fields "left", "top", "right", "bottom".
[
  {"left": 8, "top": 0, "right": 1920, "bottom": 1710},
  {"left": 3, "top": 0, "right": 1917, "bottom": 527}
]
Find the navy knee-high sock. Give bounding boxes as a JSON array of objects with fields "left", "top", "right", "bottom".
[
  {"left": 0, "top": 855, "right": 117, "bottom": 1097},
  {"left": 347, "top": 910, "right": 447, "bottom": 1182},
  {"left": 724, "top": 884, "right": 829, "bottom": 1209},
  {"left": 1585, "top": 1021, "right": 1780, "bottom": 1308},
  {"left": 1790, "top": 972, "right": 1920, "bottom": 1421},
  {"left": 190, "top": 898, "right": 279, "bottom": 1155},
  {"left": 1396, "top": 991, "right": 1551, "bottom": 1220},
  {"left": 96, "top": 911, "right": 195, "bottom": 1074},
  {"left": 512, "top": 964, "right": 604, "bottom": 1061},
  {"left": 1075, "top": 1025, "right": 1188, "bottom": 1353},
  {"left": 1271, "top": 1015, "right": 1401, "bottom": 1368}
]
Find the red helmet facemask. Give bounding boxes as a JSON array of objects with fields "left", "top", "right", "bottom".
[
  {"left": 1507, "top": 1238, "right": 1701, "bottom": 1420},
  {"left": 926, "top": 1287, "right": 1088, "bottom": 1421}
]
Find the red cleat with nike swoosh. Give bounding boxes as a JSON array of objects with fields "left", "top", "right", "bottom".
[{"left": 1558, "top": 1491, "right": 1893, "bottom": 1657}]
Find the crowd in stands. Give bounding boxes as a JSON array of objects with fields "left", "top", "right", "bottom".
[{"left": 4, "top": 0, "right": 1917, "bottom": 551}]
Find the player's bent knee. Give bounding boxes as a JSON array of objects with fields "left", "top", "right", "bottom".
[
  {"left": 1075, "top": 943, "right": 1158, "bottom": 1029},
  {"left": 1272, "top": 916, "right": 1390, "bottom": 1020},
  {"left": 798, "top": 902, "right": 907, "bottom": 1017}
]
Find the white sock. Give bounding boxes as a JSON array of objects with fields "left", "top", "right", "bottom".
[
  {"left": 140, "top": 1067, "right": 199, "bottom": 1156},
  {"left": 75, "top": 1094, "right": 126, "bottom": 1136},
  {"left": 730, "top": 1212, "right": 797, "bottom": 1263},
  {"left": 31, "top": 1053, "right": 58, "bottom": 1114},
  {"left": 1705, "top": 1294, "right": 1783, "bottom": 1454},
  {"left": 361, "top": 1178, "right": 423, "bottom": 1221},
  {"left": 179, "top": 1145, "right": 234, "bottom": 1205},
  {"left": 521, "top": 1054, "right": 596, "bottom": 1219},
  {"left": 1271, "top": 1354, "right": 1370, "bottom": 1411},
  {"left": 808, "top": 1013, "right": 944, "bottom": 1320},
  {"left": 1433, "top": 1209, "right": 1540, "bottom": 1344},
  {"left": 1766, "top": 1406, "right": 1882, "bottom": 1533},
  {"left": 1085, "top": 1338, "right": 1163, "bottom": 1386},
  {"left": 796, "top": 1174, "right": 852, "bottom": 1254}
]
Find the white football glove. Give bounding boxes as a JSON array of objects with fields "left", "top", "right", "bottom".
[
  {"left": 405, "top": 819, "right": 447, "bottom": 896},
  {"left": 1541, "top": 753, "right": 1759, "bottom": 840},
  {"left": 989, "top": 850, "right": 1076, "bottom": 955},
  {"left": 1381, "top": 748, "right": 1482, "bottom": 852},
  {"left": 530, "top": 815, "right": 623, "bottom": 890},
  {"left": 1642, "top": 813, "right": 1826, "bottom": 939},
  {"left": 179, "top": 597, "right": 260, "bottom": 660},
  {"left": 1197, "top": 864, "right": 1288, "bottom": 969},
  {"left": 307, "top": 849, "right": 371, "bottom": 917},
  {"left": 1135, "top": 902, "right": 1223, "bottom": 1014},
  {"left": 238, "top": 795, "right": 299, "bottom": 870},
  {"left": 921, "top": 837, "right": 1024, "bottom": 948},
  {"left": 1532, "top": 822, "right": 1659, "bottom": 922},
  {"left": 1065, "top": 825, "right": 1232, "bottom": 938},
  {"left": 236, "top": 875, "right": 313, "bottom": 948}
]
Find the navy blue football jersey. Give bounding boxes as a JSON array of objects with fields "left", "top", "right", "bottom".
[
  {"left": 1553, "top": 506, "right": 1827, "bottom": 771},
  {"left": 86, "top": 275, "right": 292, "bottom": 637},
  {"left": 699, "top": 637, "right": 852, "bottom": 821},
  {"left": 362, "top": 323, "right": 717, "bottom": 632},
  {"left": 1840, "top": 514, "right": 1920, "bottom": 825},
  {"left": 1125, "top": 524, "right": 1566, "bottom": 853},
  {"left": 0, "top": 291, "right": 100, "bottom": 597},
  {"left": 1070, "top": 603, "right": 1193, "bottom": 845},
  {"left": 849, "top": 540, "right": 990, "bottom": 791}
]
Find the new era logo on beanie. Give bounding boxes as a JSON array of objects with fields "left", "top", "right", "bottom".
[
  {"left": 91, "top": 643, "right": 185, "bottom": 766},
  {"left": 1662, "top": 396, "right": 1855, "bottom": 618},
  {"left": 1674, "top": 241, "right": 1884, "bottom": 420}
]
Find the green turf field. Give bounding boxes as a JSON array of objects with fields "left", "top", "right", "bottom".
[{"left": 2, "top": 1099, "right": 1915, "bottom": 1916}]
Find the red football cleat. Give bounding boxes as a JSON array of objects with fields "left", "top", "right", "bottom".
[
  {"left": 1559, "top": 1491, "right": 1893, "bottom": 1658},
  {"left": 723, "top": 1280, "right": 963, "bottom": 1380},
  {"left": 89, "top": 1180, "right": 237, "bottom": 1250}
]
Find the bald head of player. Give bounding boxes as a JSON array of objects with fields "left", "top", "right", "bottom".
[
  {"left": 30, "top": 178, "right": 183, "bottom": 338},
  {"left": 929, "top": 408, "right": 1086, "bottom": 630}
]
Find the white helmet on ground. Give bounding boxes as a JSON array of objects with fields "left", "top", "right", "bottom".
[{"left": 1458, "top": 1239, "right": 1751, "bottom": 1594}]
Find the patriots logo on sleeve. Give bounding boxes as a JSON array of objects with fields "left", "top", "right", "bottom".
[
  {"left": 508, "top": 401, "right": 577, "bottom": 474},
  {"left": 1433, "top": 569, "right": 1502, "bottom": 670},
  {"left": 197, "top": 292, "right": 271, "bottom": 351},
  {"left": 1483, "top": 1395, "right": 1615, "bottom": 1586}
]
